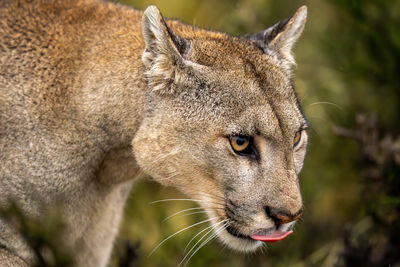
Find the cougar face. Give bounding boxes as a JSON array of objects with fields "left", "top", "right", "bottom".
[{"left": 133, "top": 6, "right": 308, "bottom": 251}]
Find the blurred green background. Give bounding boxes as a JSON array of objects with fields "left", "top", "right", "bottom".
[{"left": 111, "top": 0, "right": 400, "bottom": 266}]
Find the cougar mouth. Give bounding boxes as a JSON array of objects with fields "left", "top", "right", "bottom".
[
  {"left": 226, "top": 224, "right": 294, "bottom": 242},
  {"left": 224, "top": 204, "right": 295, "bottom": 243},
  {"left": 225, "top": 225, "right": 252, "bottom": 240}
]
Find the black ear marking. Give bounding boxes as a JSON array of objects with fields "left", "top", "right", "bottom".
[
  {"left": 250, "top": 17, "right": 291, "bottom": 50},
  {"left": 165, "top": 26, "right": 188, "bottom": 57},
  {"left": 249, "top": 6, "right": 307, "bottom": 66}
]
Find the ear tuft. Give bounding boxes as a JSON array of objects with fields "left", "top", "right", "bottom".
[
  {"left": 141, "top": 5, "right": 188, "bottom": 93},
  {"left": 142, "top": 5, "right": 170, "bottom": 67},
  {"left": 251, "top": 6, "right": 307, "bottom": 66},
  {"left": 142, "top": 6, "right": 187, "bottom": 93}
]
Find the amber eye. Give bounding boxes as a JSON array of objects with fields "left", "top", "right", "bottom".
[
  {"left": 294, "top": 131, "right": 302, "bottom": 148},
  {"left": 229, "top": 136, "right": 250, "bottom": 153}
]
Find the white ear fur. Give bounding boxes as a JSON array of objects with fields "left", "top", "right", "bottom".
[
  {"left": 270, "top": 6, "right": 307, "bottom": 65},
  {"left": 142, "top": 6, "right": 178, "bottom": 67},
  {"left": 141, "top": 5, "right": 187, "bottom": 93},
  {"left": 251, "top": 6, "right": 307, "bottom": 66}
]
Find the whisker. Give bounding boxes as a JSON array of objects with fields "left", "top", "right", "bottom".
[
  {"left": 260, "top": 244, "right": 267, "bottom": 255},
  {"left": 142, "top": 149, "right": 180, "bottom": 173},
  {"left": 307, "top": 125, "right": 322, "bottom": 138},
  {"left": 148, "top": 217, "right": 218, "bottom": 257},
  {"left": 174, "top": 191, "right": 226, "bottom": 208},
  {"left": 134, "top": 150, "right": 180, "bottom": 182},
  {"left": 163, "top": 209, "right": 225, "bottom": 223},
  {"left": 150, "top": 198, "right": 225, "bottom": 208},
  {"left": 179, "top": 220, "right": 227, "bottom": 266},
  {"left": 157, "top": 173, "right": 179, "bottom": 181},
  {"left": 128, "top": 170, "right": 145, "bottom": 185},
  {"left": 186, "top": 187, "right": 225, "bottom": 199},
  {"left": 150, "top": 198, "right": 204, "bottom": 204},
  {"left": 174, "top": 210, "right": 209, "bottom": 219},
  {"left": 307, "top": 101, "right": 343, "bottom": 111},
  {"left": 183, "top": 224, "right": 216, "bottom": 254},
  {"left": 161, "top": 207, "right": 204, "bottom": 222},
  {"left": 191, "top": 191, "right": 226, "bottom": 202},
  {"left": 183, "top": 222, "right": 229, "bottom": 266}
]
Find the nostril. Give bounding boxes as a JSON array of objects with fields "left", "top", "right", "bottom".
[
  {"left": 265, "top": 206, "right": 285, "bottom": 225},
  {"left": 265, "top": 206, "right": 272, "bottom": 219},
  {"left": 265, "top": 206, "right": 303, "bottom": 225}
]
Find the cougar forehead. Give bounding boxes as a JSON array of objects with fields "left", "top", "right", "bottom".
[{"left": 172, "top": 38, "right": 303, "bottom": 135}]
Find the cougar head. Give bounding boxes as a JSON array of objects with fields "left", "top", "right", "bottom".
[{"left": 132, "top": 5, "right": 308, "bottom": 252}]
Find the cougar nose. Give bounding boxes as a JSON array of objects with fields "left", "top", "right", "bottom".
[{"left": 265, "top": 206, "right": 303, "bottom": 225}]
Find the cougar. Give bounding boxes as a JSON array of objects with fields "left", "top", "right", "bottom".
[{"left": 0, "top": 0, "right": 308, "bottom": 266}]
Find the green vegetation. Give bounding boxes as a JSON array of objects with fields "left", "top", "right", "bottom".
[{"left": 0, "top": 202, "right": 72, "bottom": 267}]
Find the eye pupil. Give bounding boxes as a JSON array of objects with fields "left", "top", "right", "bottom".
[
  {"left": 236, "top": 138, "right": 246, "bottom": 146},
  {"left": 229, "top": 136, "right": 250, "bottom": 154}
]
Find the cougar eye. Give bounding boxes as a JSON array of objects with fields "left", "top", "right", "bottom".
[
  {"left": 293, "top": 131, "right": 302, "bottom": 148},
  {"left": 229, "top": 136, "right": 250, "bottom": 153}
]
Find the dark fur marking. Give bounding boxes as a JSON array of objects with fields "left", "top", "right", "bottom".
[
  {"left": 250, "top": 16, "right": 292, "bottom": 52},
  {"left": 243, "top": 58, "right": 285, "bottom": 137}
]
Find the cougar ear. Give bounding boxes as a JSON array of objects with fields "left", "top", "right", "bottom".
[
  {"left": 251, "top": 6, "right": 307, "bottom": 66},
  {"left": 141, "top": 5, "right": 188, "bottom": 93}
]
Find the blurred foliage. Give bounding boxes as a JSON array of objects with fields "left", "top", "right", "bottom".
[
  {"left": 112, "top": 0, "right": 400, "bottom": 266},
  {"left": 333, "top": 113, "right": 400, "bottom": 266},
  {"left": 0, "top": 202, "right": 73, "bottom": 266}
]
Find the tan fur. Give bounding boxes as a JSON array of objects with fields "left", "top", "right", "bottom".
[{"left": 0, "top": 0, "right": 308, "bottom": 266}]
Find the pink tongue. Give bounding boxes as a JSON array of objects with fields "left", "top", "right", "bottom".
[{"left": 250, "top": 230, "right": 293, "bottom": 242}]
